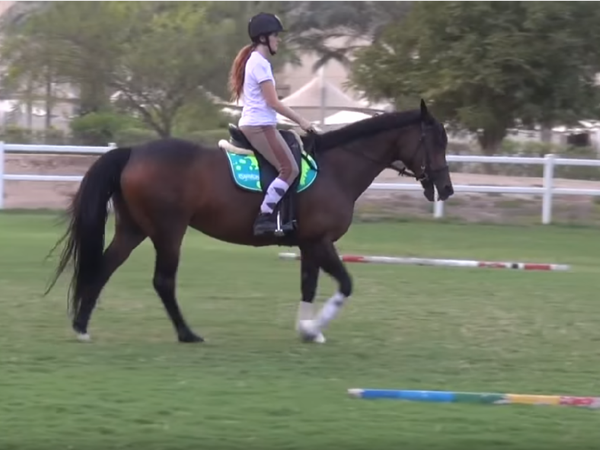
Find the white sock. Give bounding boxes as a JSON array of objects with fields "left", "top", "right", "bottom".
[
  {"left": 296, "top": 301, "right": 315, "bottom": 329},
  {"left": 315, "top": 292, "right": 346, "bottom": 330},
  {"left": 261, "top": 177, "right": 290, "bottom": 214}
]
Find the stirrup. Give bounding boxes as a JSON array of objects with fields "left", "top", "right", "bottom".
[{"left": 274, "top": 210, "right": 284, "bottom": 237}]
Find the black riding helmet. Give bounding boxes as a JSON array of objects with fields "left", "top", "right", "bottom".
[{"left": 248, "top": 12, "right": 285, "bottom": 55}]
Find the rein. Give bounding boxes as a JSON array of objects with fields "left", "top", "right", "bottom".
[
  {"left": 302, "top": 121, "right": 449, "bottom": 183},
  {"left": 342, "top": 121, "right": 436, "bottom": 183}
]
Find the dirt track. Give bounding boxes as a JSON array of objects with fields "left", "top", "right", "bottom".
[{"left": 5, "top": 153, "right": 600, "bottom": 225}]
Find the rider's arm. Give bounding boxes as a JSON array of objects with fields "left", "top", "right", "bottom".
[{"left": 260, "top": 81, "right": 309, "bottom": 128}]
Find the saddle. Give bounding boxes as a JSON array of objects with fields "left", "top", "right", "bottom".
[{"left": 226, "top": 123, "right": 306, "bottom": 237}]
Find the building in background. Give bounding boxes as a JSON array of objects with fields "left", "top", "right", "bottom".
[{"left": 273, "top": 35, "right": 391, "bottom": 127}]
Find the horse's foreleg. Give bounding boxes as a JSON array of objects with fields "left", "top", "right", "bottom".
[
  {"left": 296, "top": 244, "right": 326, "bottom": 343},
  {"left": 297, "top": 240, "right": 352, "bottom": 341}
]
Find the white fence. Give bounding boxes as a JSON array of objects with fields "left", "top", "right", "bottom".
[{"left": 1, "top": 142, "right": 600, "bottom": 224}]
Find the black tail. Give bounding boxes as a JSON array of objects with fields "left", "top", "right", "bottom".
[{"left": 44, "top": 147, "right": 132, "bottom": 317}]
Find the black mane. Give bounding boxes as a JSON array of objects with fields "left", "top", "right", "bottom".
[{"left": 312, "top": 109, "right": 423, "bottom": 151}]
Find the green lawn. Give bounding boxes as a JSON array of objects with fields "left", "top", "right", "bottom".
[{"left": 1, "top": 213, "right": 600, "bottom": 450}]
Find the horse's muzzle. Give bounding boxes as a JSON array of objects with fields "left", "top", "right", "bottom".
[
  {"left": 422, "top": 167, "right": 454, "bottom": 202},
  {"left": 433, "top": 167, "right": 454, "bottom": 201},
  {"left": 436, "top": 184, "right": 454, "bottom": 201},
  {"left": 422, "top": 181, "right": 435, "bottom": 202}
]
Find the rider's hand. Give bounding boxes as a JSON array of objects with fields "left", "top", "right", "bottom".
[{"left": 299, "top": 118, "right": 317, "bottom": 133}]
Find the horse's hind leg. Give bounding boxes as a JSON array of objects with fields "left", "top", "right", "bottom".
[
  {"left": 296, "top": 243, "right": 326, "bottom": 343},
  {"left": 297, "top": 240, "right": 353, "bottom": 341},
  {"left": 149, "top": 222, "right": 203, "bottom": 343},
  {"left": 73, "top": 196, "right": 146, "bottom": 341}
]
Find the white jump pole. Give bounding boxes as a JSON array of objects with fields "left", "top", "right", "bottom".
[{"left": 278, "top": 253, "right": 570, "bottom": 272}]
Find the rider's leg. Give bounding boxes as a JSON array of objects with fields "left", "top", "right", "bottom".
[{"left": 240, "top": 125, "right": 299, "bottom": 233}]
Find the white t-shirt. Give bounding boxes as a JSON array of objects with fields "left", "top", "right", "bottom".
[{"left": 238, "top": 51, "right": 278, "bottom": 127}]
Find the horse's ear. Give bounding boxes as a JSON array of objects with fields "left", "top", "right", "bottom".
[{"left": 420, "top": 98, "right": 429, "bottom": 119}]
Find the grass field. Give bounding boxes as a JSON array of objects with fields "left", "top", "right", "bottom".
[{"left": 2, "top": 212, "right": 600, "bottom": 450}]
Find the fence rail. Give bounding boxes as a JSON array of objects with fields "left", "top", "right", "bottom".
[{"left": 1, "top": 142, "right": 600, "bottom": 224}]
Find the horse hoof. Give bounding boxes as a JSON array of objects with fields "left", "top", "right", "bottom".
[
  {"left": 297, "top": 320, "right": 325, "bottom": 343},
  {"left": 178, "top": 332, "right": 204, "bottom": 343},
  {"left": 313, "top": 333, "right": 326, "bottom": 344},
  {"left": 76, "top": 332, "right": 91, "bottom": 342}
]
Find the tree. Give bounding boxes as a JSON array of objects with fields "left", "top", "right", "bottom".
[
  {"left": 349, "top": 2, "right": 600, "bottom": 155},
  {"left": 105, "top": 2, "right": 229, "bottom": 137},
  {"left": 0, "top": 1, "right": 49, "bottom": 30},
  {"left": 1, "top": 2, "right": 126, "bottom": 116},
  {"left": 0, "top": 15, "right": 67, "bottom": 131},
  {"left": 1, "top": 2, "right": 250, "bottom": 137},
  {"left": 0, "top": 1, "right": 412, "bottom": 137},
  {"left": 285, "top": 1, "right": 411, "bottom": 71}
]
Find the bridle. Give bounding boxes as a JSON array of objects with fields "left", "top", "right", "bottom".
[
  {"left": 392, "top": 121, "right": 430, "bottom": 182},
  {"left": 345, "top": 120, "right": 448, "bottom": 183},
  {"left": 301, "top": 120, "right": 449, "bottom": 183}
]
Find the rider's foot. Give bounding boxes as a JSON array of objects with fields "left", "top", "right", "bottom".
[{"left": 253, "top": 212, "right": 277, "bottom": 236}]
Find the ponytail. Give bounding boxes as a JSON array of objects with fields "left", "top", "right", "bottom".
[{"left": 228, "top": 44, "right": 255, "bottom": 103}]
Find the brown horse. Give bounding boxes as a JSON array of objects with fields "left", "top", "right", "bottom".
[{"left": 45, "top": 99, "right": 454, "bottom": 344}]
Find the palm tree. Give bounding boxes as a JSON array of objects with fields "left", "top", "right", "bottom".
[{"left": 286, "top": 1, "right": 412, "bottom": 72}]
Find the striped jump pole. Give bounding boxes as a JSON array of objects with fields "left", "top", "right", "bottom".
[
  {"left": 278, "top": 252, "right": 570, "bottom": 272},
  {"left": 347, "top": 389, "right": 600, "bottom": 409}
]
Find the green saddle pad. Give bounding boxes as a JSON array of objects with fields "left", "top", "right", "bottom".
[{"left": 225, "top": 150, "right": 318, "bottom": 193}]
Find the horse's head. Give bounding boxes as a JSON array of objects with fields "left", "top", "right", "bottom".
[{"left": 395, "top": 100, "right": 454, "bottom": 202}]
